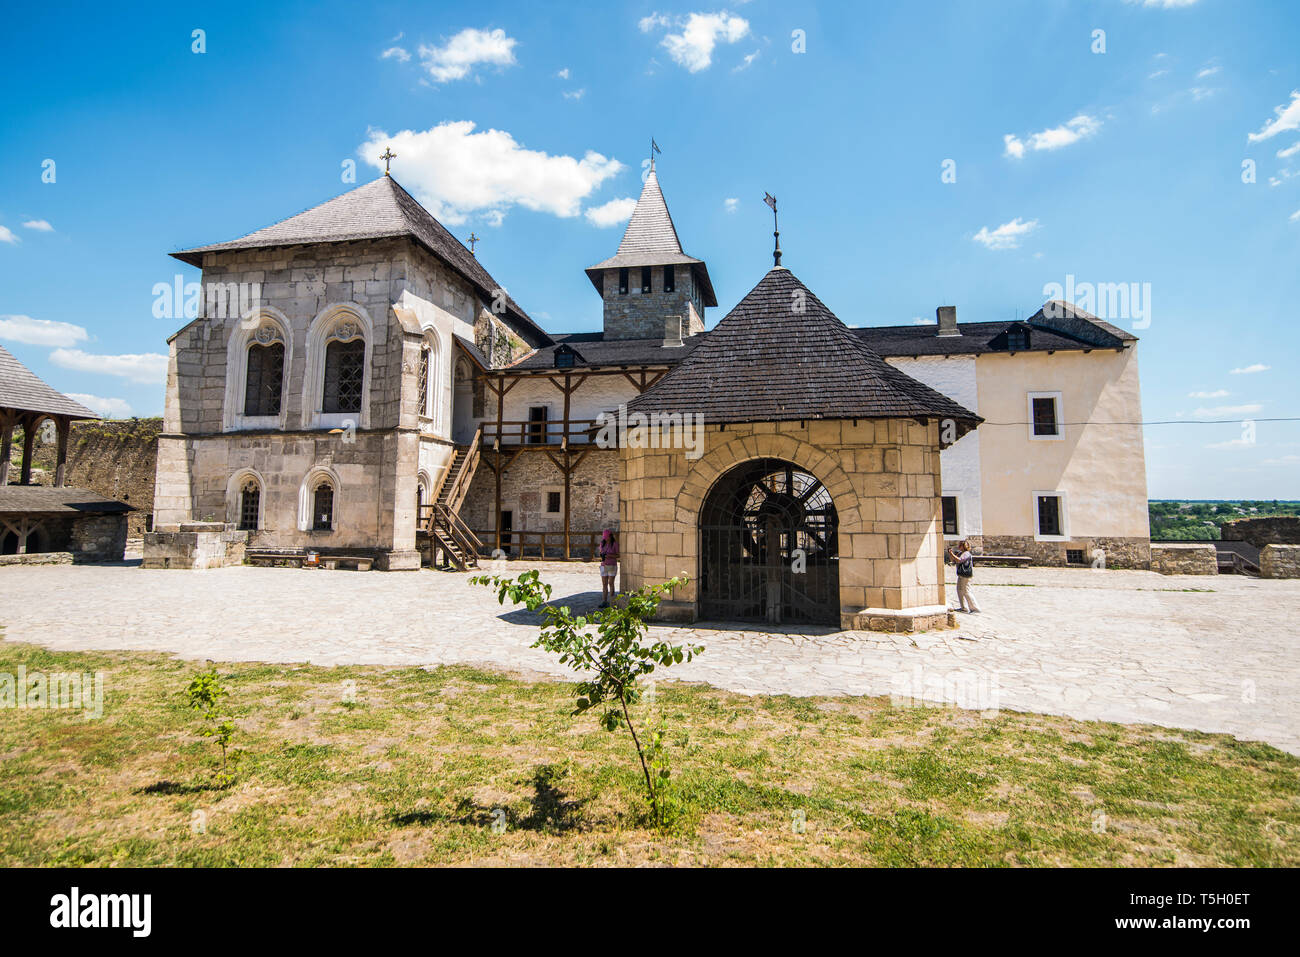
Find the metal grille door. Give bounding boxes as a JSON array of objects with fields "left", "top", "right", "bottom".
[{"left": 698, "top": 459, "right": 839, "bottom": 625}]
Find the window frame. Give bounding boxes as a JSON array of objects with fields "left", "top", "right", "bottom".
[
  {"left": 1032, "top": 490, "right": 1069, "bottom": 542},
  {"left": 224, "top": 309, "right": 292, "bottom": 433},
  {"left": 663, "top": 264, "right": 675, "bottom": 293},
  {"left": 1026, "top": 391, "right": 1064, "bottom": 442},
  {"left": 304, "top": 304, "right": 373, "bottom": 430},
  {"left": 617, "top": 268, "right": 629, "bottom": 296},
  {"left": 311, "top": 481, "right": 335, "bottom": 532},
  {"left": 543, "top": 487, "right": 563, "bottom": 516},
  {"left": 238, "top": 480, "right": 261, "bottom": 532},
  {"left": 640, "top": 266, "right": 652, "bottom": 294},
  {"left": 940, "top": 495, "right": 959, "bottom": 537}
]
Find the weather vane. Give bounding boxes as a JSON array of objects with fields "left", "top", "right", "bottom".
[
  {"left": 764, "top": 192, "right": 782, "bottom": 267},
  {"left": 650, "top": 137, "right": 661, "bottom": 170},
  {"left": 380, "top": 147, "right": 396, "bottom": 175},
  {"left": 468, "top": 232, "right": 480, "bottom": 255}
]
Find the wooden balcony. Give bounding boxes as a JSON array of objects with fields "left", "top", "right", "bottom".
[{"left": 480, "top": 419, "right": 601, "bottom": 447}]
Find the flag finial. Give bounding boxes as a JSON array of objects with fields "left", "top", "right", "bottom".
[{"left": 763, "top": 192, "right": 782, "bottom": 267}]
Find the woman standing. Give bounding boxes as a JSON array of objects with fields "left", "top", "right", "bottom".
[{"left": 598, "top": 529, "right": 619, "bottom": 608}]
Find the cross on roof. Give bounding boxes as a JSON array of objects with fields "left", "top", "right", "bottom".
[
  {"left": 380, "top": 147, "right": 396, "bottom": 175},
  {"left": 467, "top": 232, "right": 480, "bottom": 255}
]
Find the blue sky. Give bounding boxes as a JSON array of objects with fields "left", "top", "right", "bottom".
[{"left": 0, "top": 0, "right": 1296, "bottom": 498}]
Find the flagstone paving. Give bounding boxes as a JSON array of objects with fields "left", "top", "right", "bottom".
[{"left": 3, "top": 560, "right": 1296, "bottom": 754}]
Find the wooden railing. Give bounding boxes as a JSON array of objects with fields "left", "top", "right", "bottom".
[
  {"left": 473, "top": 529, "right": 603, "bottom": 562},
  {"left": 436, "top": 504, "right": 483, "bottom": 558},
  {"left": 481, "top": 419, "right": 600, "bottom": 447},
  {"left": 442, "top": 425, "right": 481, "bottom": 512}
]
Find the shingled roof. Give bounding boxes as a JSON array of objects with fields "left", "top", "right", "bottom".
[
  {"left": 625, "top": 267, "right": 980, "bottom": 431},
  {"left": 0, "top": 485, "right": 131, "bottom": 515},
  {"left": 509, "top": 332, "right": 706, "bottom": 371},
  {"left": 172, "top": 176, "right": 549, "bottom": 345},
  {"left": 584, "top": 168, "right": 717, "bottom": 306},
  {"left": 0, "top": 345, "right": 97, "bottom": 419}
]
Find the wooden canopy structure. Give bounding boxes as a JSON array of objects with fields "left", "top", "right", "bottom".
[{"left": 0, "top": 344, "right": 97, "bottom": 487}]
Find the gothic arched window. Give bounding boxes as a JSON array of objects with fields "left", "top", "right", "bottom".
[
  {"left": 238, "top": 480, "right": 261, "bottom": 531},
  {"left": 244, "top": 337, "right": 285, "bottom": 417},
  {"left": 323, "top": 337, "right": 365, "bottom": 414},
  {"left": 312, "top": 481, "right": 335, "bottom": 531}
]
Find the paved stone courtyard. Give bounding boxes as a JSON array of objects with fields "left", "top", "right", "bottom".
[{"left": 2, "top": 560, "right": 1297, "bottom": 754}]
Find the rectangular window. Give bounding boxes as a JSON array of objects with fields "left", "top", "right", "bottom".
[
  {"left": 663, "top": 264, "right": 675, "bottom": 293},
  {"left": 617, "top": 268, "right": 629, "bottom": 295},
  {"left": 1037, "top": 495, "right": 1062, "bottom": 538},
  {"left": 545, "top": 490, "right": 562, "bottom": 515},
  {"left": 313, "top": 483, "right": 334, "bottom": 531},
  {"left": 941, "top": 496, "right": 958, "bottom": 536},
  {"left": 1028, "top": 392, "right": 1062, "bottom": 440},
  {"left": 1066, "top": 549, "right": 1085, "bottom": 565},
  {"left": 641, "top": 266, "right": 652, "bottom": 294},
  {"left": 417, "top": 347, "right": 430, "bottom": 417},
  {"left": 238, "top": 483, "right": 260, "bottom": 531},
  {"left": 527, "top": 406, "right": 548, "bottom": 444}
]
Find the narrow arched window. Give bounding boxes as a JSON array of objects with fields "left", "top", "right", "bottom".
[
  {"left": 244, "top": 341, "right": 285, "bottom": 416},
  {"left": 312, "top": 481, "right": 335, "bottom": 530},
  {"left": 323, "top": 339, "right": 365, "bottom": 413},
  {"left": 238, "top": 480, "right": 261, "bottom": 530},
  {"left": 417, "top": 345, "right": 431, "bottom": 418}
]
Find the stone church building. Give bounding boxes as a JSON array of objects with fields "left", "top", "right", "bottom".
[{"left": 151, "top": 160, "right": 1149, "bottom": 628}]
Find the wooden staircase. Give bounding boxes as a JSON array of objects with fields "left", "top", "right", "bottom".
[{"left": 419, "top": 426, "right": 483, "bottom": 571}]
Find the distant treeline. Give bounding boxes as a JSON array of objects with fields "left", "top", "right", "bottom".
[{"left": 1149, "top": 500, "right": 1300, "bottom": 541}]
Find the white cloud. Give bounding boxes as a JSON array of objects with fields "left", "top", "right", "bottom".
[
  {"left": 1148, "top": 69, "right": 1169, "bottom": 79},
  {"left": 733, "top": 49, "right": 760, "bottom": 72},
  {"left": 584, "top": 197, "right": 638, "bottom": 228},
  {"left": 556, "top": 68, "right": 570, "bottom": 79},
  {"left": 359, "top": 122, "right": 623, "bottom": 225},
  {"left": 1229, "top": 364, "right": 1270, "bottom": 374},
  {"left": 0, "top": 225, "right": 17, "bottom": 244},
  {"left": 1206, "top": 438, "right": 1253, "bottom": 450},
  {"left": 380, "top": 46, "right": 410, "bottom": 62},
  {"left": 563, "top": 88, "right": 586, "bottom": 100},
  {"left": 1196, "top": 65, "right": 1220, "bottom": 79},
  {"left": 972, "top": 217, "right": 1039, "bottom": 250},
  {"left": 418, "top": 27, "right": 517, "bottom": 84},
  {"left": 641, "top": 11, "right": 750, "bottom": 73},
  {"left": 1188, "top": 389, "right": 1229, "bottom": 398},
  {"left": 1291, "top": 208, "right": 1300, "bottom": 223},
  {"left": 912, "top": 316, "right": 936, "bottom": 325},
  {"left": 1277, "top": 141, "right": 1300, "bottom": 159},
  {"left": 49, "top": 348, "right": 168, "bottom": 384},
  {"left": 1004, "top": 114, "right": 1101, "bottom": 158},
  {"left": 1262, "top": 454, "right": 1300, "bottom": 466},
  {"left": 21, "top": 219, "right": 53, "bottom": 232},
  {"left": 1194, "top": 403, "right": 1262, "bottom": 417},
  {"left": 1189, "top": 86, "right": 1216, "bottom": 101},
  {"left": 723, "top": 197, "right": 739, "bottom": 214},
  {"left": 66, "top": 393, "right": 132, "bottom": 418},
  {"left": 1125, "top": 0, "right": 1199, "bottom": 7},
  {"left": 0, "top": 314, "right": 89, "bottom": 347},
  {"left": 1247, "top": 90, "right": 1300, "bottom": 143}
]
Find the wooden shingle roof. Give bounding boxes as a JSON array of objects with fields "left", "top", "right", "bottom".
[
  {"left": 584, "top": 169, "right": 717, "bottom": 306},
  {"left": 624, "top": 267, "right": 980, "bottom": 430},
  {"left": 172, "top": 176, "right": 549, "bottom": 345},
  {"left": 0, "top": 485, "right": 131, "bottom": 515},
  {"left": 0, "top": 345, "right": 97, "bottom": 419}
]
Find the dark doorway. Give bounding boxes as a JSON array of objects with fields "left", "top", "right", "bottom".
[
  {"left": 500, "top": 509, "right": 514, "bottom": 554},
  {"left": 698, "top": 458, "right": 839, "bottom": 625}
]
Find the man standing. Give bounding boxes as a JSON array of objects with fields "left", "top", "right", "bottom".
[{"left": 947, "top": 539, "right": 981, "bottom": 613}]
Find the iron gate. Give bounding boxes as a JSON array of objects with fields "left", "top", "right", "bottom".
[{"left": 698, "top": 458, "right": 839, "bottom": 625}]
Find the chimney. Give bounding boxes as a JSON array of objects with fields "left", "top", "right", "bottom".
[
  {"left": 936, "top": 305, "right": 960, "bottom": 338},
  {"left": 663, "top": 315, "right": 684, "bottom": 347}
]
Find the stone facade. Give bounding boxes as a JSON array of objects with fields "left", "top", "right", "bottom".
[
  {"left": 618, "top": 418, "right": 950, "bottom": 630},
  {"left": 0, "top": 512, "right": 128, "bottom": 563},
  {"left": 1150, "top": 543, "right": 1218, "bottom": 575},
  {"left": 980, "top": 535, "right": 1151, "bottom": 569},
  {"left": 142, "top": 522, "right": 247, "bottom": 569},
  {"left": 599, "top": 265, "right": 705, "bottom": 341},
  {"left": 1260, "top": 544, "right": 1300, "bottom": 579},
  {"left": 149, "top": 232, "right": 541, "bottom": 571}
]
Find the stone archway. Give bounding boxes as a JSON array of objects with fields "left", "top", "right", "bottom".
[{"left": 698, "top": 458, "right": 839, "bottom": 625}]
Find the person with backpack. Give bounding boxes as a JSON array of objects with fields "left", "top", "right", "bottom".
[
  {"left": 597, "top": 529, "right": 619, "bottom": 608},
  {"left": 947, "top": 539, "right": 981, "bottom": 613}
]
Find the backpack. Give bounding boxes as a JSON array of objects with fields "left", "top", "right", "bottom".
[{"left": 956, "top": 555, "right": 974, "bottom": 578}]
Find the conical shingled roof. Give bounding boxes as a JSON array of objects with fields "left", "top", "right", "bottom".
[
  {"left": 0, "top": 345, "right": 97, "bottom": 419},
  {"left": 585, "top": 169, "right": 717, "bottom": 306},
  {"left": 172, "top": 176, "right": 547, "bottom": 343},
  {"left": 624, "top": 267, "right": 980, "bottom": 432}
]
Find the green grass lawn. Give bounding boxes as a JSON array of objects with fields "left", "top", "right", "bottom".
[{"left": 1, "top": 640, "right": 1296, "bottom": 866}]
